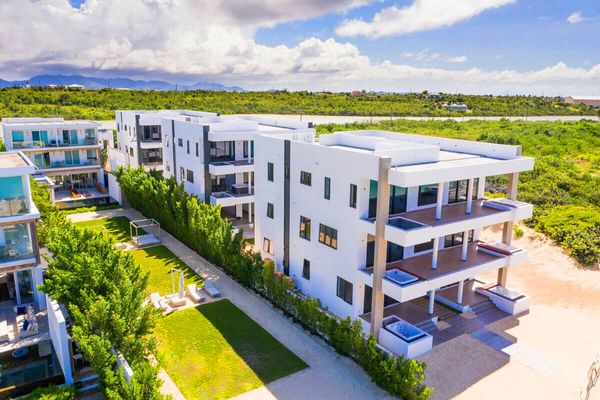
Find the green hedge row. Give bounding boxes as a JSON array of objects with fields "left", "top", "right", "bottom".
[{"left": 116, "top": 167, "right": 432, "bottom": 400}]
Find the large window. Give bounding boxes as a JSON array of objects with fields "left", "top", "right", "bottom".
[
  {"left": 418, "top": 184, "right": 438, "bottom": 206},
  {"left": 300, "top": 171, "right": 312, "bottom": 186},
  {"left": 267, "top": 162, "right": 274, "bottom": 182},
  {"left": 11, "top": 131, "right": 24, "bottom": 147},
  {"left": 32, "top": 130, "right": 49, "bottom": 146},
  {"left": 0, "top": 177, "right": 28, "bottom": 217},
  {"left": 448, "top": 179, "right": 479, "bottom": 204},
  {"left": 349, "top": 184, "right": 357, "bottom": 208},
  {"left": 302, "top": 259, "right": 310, "bottom": 280},
  {"left": 141, "top": 125, "right": 161, "bottom": 141},
  {"left": 363, "top": 285, "right": 398, "bottom": 314},
  {"left": 366, "top": 239, "right": 404, "bottom": 267},
  {"left": 368, "top": 181, "right": 407, "bottom": 218},
  {"left": 319, "top": 224, "right": 337, "bottom": 249},
  {"left": 62, "top": 129, "right": 78, "bottom": 145},
  {"left": 267, "top": 203, "right": 274, "bottom": 219},
  {"left": 141, "top": 149, "right": 162, "bottom": 164},
  {"left": 86, "top": 149, "right": 97, "bottom": 160},
  {"left": 414, "top": 239, "right": 434, "bottom": 253},
  {"left": 444, "top": 230, "right": 474, "bottom": 248},
  {"left": 299, "top": 216, "right": 311, "bottom": 241},
  {"left": 324, "top": 177, "right": 331, "bottom": 200},
  {"left": 64, "top": 150, "right": 80, "bottom": 166},
  {"left": 209, "top": 141, "right": 234, "bottom": 162},
  {"left": 263, "top": 237, "right": 274, "bottom": 255},
  {"left": 336, "top": 277, "right": 353, "bottom": 304}
]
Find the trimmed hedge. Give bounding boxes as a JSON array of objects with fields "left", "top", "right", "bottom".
[{"left": 116, "top": 167, "right": 432, "bottom": 400}]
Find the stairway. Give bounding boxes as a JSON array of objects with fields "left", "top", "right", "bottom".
[
  {"left": 469, "top": 298, "right": 498, "bottom": 315},
  {"left": 74, "top": 368, "right": 101, "bottom": 397},
  {"left": 409, "top": 296, "right": 459, "bottom": 322}
]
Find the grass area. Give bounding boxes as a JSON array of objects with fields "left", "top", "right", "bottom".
[
  {"left": 130, "top": 245, "right": 202, "bottom": 295},
  {"left": 155, "top": 300, "right": 307, "bottom": 400},
  {"left": 73, "top": 216, "right": 137, "bottom": 242}
]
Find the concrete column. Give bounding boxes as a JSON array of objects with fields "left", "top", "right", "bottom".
[
  {"left": 248, "top": 202, "right": 253, "bottom": 224},
  {"left": 235, "top": 204, "right": 242, "bottom": 219},
  {"left": 435, "top": 182, "right": 444, "bottom": 220},
  {"left": 457, "top": 280, "right": 464, "bottom": 305},
  {"left": 428, "top": 289, "right": 436, "bottom": 315},
  {"left": 461, "top": 230, "right": 469, "bottom": 261},
  {"left": 466, "top": 178, "right": 474, "bottom": 214},
  {"left": 431, "top": 237, "right": 440, "bottom": 269},
  {"left": 498, "top": 172, "right": 519, "bottom": 286},
  {"left": 370, "top": 157, "right": 392, "bottom": 341}
]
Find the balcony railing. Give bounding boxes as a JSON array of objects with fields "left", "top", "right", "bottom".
[
  {"left": 35, "top": 160, "right": 101, "bottom": 169},
  {"left": 0, "top": 195, "right": 29, "bottom": 217},
  {"left": 0, "top": 224, "right": 34, "bottom": 263},
  {"left": 12, "top": 138, "right": 98, "bottom": 149}
]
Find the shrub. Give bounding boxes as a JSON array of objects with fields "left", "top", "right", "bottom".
[
  {"left": 25, "top": 386, "right": 75, "bottom": 400},
  {"left": 513, "top": 224, "right": 524, "bottom": 238},
  {"left": 116, "top": 167, "right": 432, "bottom": 399}
]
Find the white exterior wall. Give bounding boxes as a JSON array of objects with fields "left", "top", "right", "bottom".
[{"left": 46, "top": 295, "right": 72, "bottom": 385}]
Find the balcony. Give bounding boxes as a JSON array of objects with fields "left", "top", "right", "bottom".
[
  {"left": 210, "top": 185, "right": 254, "bottom": 207},
  {"left": 0, "top": 224, "right": 35, "bottom": 265},
  {"left": 380, "top": 199, "right": 533, "bottom": 246},
  {"left": 35, "top": 160, "right": 101, "bottom": 171},
  {"left": 360, "top": 242, "right": 527, "bottom": 302},
  {"left": 13, "top": 139, "right": 98, "bottom": 150},
  {"left": 0, "top": 177, "right": 29, "bottom": 218},
  {"left": 209, "top": 159, "right": 254, "bottom": 175}
]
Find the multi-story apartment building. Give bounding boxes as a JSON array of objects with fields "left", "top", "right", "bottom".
[
  {"left": 114, "top": 110, "right": 217, "bottom": 172},
  {"left": 254, "top": 129, "right": 534, "bottom": 357},
  {"left": 2, "top": 118, "right": 107, "bottom": 208},
  {"left": 0, "top": 152, "right": 45, "bottom": 308},
  {"left": 161, "top": 114, "right": 313, "bottom": 222}
]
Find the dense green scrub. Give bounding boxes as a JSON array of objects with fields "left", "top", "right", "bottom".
[
  {"left": 318, "top": 119, "right": 600, "bottom": 267},
  {"left": 0, "top": 87, "right": 597, "bottom": 119}
]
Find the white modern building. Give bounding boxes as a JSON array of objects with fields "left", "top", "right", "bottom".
[
  {"left": 254, "top": 129, "right": 534, "bottom": 357},
  {"left": 2, "top": 118, "right": 107, "bottom": 208}
]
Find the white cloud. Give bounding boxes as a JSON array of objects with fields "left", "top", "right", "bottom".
[
  {"left": 0, "top": 0, "right": 599, "bottom": 95},
  {"left": 336, "top": 0, "right": 515, "bottom": 38},
  {"left": 447, "top": 55, "right": 468, "bottom": 63},
  {"left": 567, "top": 11, "right": 583, "bottom": 24}
]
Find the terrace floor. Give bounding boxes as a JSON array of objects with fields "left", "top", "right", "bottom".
[
  {"left": 364, "top": 242, "right": 504, "bottom": 281},
  {"left": 396, "top": 199, "right": 506, "bottom": 227},
  {"left": 55, "top": 188, "right": 109, "bottom": 203},
  {"left": 0, "top": 306, "right": 50, "bottom": 353}
]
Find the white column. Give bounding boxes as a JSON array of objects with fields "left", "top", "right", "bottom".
[
  {"left": 431, "top": 237, "right": 440, "bottom": 269},
  {"left": 457, "top": 280, "right": 464, "bottom": 305},
  {"left": 461, "top": 231, "right": 469, "bottom": 261},
  {"left": 428, "top": 289, "right": 436, "bottom": 315},
  {"left": 466, "top": 178, "right": 474, "bottom": 214},
  {"left": 435, "top": 182, "right": 444, "bottom": 220},
  {"left": 248, "top": 202, "right": 253, "bottom": 224}
]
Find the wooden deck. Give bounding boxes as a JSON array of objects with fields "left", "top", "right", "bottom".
[
  {"left": 394, "top": 199, "right": 506, "bottom": 226},
  {"left": 365, "top": 242, "right": 504, "bottom": 281}
]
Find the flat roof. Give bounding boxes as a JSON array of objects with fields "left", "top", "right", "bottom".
[{"left": 0, "top": 152, "right": 28, "bottom": 168}]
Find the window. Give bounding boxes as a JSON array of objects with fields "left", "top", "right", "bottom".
[
  {"left": 324, "top": 177, "right": 331, "bottom": 200},
  {"left": 300, "top": 171, "right": 312, "bottom": 186},
  {"left": 418, "top": 184, "right": 438, "bottom": 206},
  {"left": 336, "top": 277, "right": 353, "bottom": 304},
  {"left": 302, "top": 259, "right": 310, "bottom": 280},
  {"left": 444, "top": 230, "right": 474, "bottom": 248},
  {"left": 84, "top": 128, "right": 96, "bottom": 140},
  {"left": 11, "top": 131, "right": 24, "bottom": 144},
  {"left": 186, "top": 169, "right": 194, "bottom": 183},
  {"left": 141, "top": 149, "right": 162, "bottom": 164},
  {"left": 195, "top": 142, "right": 199, "bottom": 157},
  {"left": 267, "top": 162, "right": 274, "bottom": 182},
  {"left": 263, "top": 237, "right": 273, "bottom": 255},
  {"left": 389, "top": 185, "right": 407, "bottom": 214},
  {"left": 178, "top": 138, "right": 183, "bottom": 147},
  {"left": 86, "top": 149, "right": 97, "bottom": 160},
  {"left": 186, "top": 140, "right": 190, "bottom": 154},
  {"left": 64, "top": 150, "right": 80, "bottom": 166},
  {"left": 448, "top": 179, "right": 480, "bottom": 204},
  {"left": 319, "top": 224, "right": 337, "bottom": 249},
  {"left": 129, "top": 147, "right": 134, "bottom": 157},
  {"left": 299, "top": 216, "right": 311, "bottom": 240},
  {"left": 349, "top": 184, "right": 357, "bottom": 208},
  {"left": 414, "top": 239, "right": 434, "bottom": 253},
  {"left": 366, "top": 240, "right": 404, "bottom": 267},
  {"left": 180, "top": 167, "right": 185, "bottom": 181},
  {"left": 141, "top": 126, "right": 160, "bottom": 141},
  {"left": 209, "top": 141, "right": 234, "bottom": 161},
  {"left": 267, "top": 203, "right": 274, "bottom": 219}
]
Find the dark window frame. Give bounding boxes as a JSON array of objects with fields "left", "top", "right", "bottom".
[
  {"left": 186, "top": 169, "right": 194, "bottom": 183},
  {"left": 267, "top": 162, "right": 274, "bottom": 182},
  {"left": 349, "top": 183, "right": 357, "bottom": 208},
  {"left": 302, "top": 259, "right": 310, "bottom": 280},
  {"left": 299, "top": 216, "right": 311, "bottom": 241},
  {"left": 300, "top": 171, "right": 312, "bottom": 186},
  {"left": 318, "top": 223, "right": 338, "bottom": 249},
  {"left": 324, "top": 177, "right": 331, "bottom": 200},
  {"left": 336, "top": 276, "right": 353, "bottom": 304},
  {"left": 267, "top": 203, "right": 274, "bottom": 219},
  {"left": 418, "top": 183, "right": 439, "bottom": 206}
]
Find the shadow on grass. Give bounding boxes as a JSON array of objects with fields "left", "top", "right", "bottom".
[{"left": 192, "top": 300, "right": 308, "bottom": 385}]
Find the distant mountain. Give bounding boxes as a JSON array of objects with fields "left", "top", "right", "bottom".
[{"left": 0, "top": 74, "right": 245, "bottom": 92}]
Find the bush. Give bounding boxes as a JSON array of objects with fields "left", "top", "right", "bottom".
[
  {"left": 25, "top": 386, "right": 75, "bottom": 400},
  {"left": 513, "top": 224, "right": 524, "bottom": 238},
  {"left": 116, "top": 167, "right": 432, "bottom": 399}
]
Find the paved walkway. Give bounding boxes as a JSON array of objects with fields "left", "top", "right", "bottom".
[{"left": 68, "top": 208, "right": 393, "bottom": 400}]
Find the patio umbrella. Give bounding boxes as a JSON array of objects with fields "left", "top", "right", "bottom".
[{"left": 179, "top": 271, "right": 185, "bottom": 299}]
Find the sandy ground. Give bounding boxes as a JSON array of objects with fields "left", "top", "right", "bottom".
[{"left": 420, "top": 224, "right": 600, "bottom": 400}]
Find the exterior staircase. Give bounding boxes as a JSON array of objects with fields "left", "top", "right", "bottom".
[{"left": 73, "top": 367, "right": 101, "bottom": 397}]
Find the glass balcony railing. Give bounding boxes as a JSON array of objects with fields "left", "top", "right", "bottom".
[
  {"left": 35, "top": 160, "right": 101, "bottom": 169},
  {"left": 0, "top": 223, "right": 34, "bottom": 263},
  {"left": 0, "top": 177, "right": 29, "bottom": 217},
  {"left": 11, "top": 138, "right": 98, "bottom": 149}
]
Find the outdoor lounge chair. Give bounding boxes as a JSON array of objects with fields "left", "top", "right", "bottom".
[
  {"left": 203, "top": 281, "right": 221, "bottom": 298},
  {"left": 187, "top": 284, "right": 205, "bottom": 303},
  {"left": 149, "top": 292, "right": 162, "bottom": 309}
]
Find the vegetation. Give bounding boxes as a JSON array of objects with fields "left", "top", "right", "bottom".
[
  {"left": 116, "top": 167, "right": 432, "bottom": 399},
  {"left": 1, "top": 87, "right": 598, "bottom": 120},
  {"left": 155, "top": 300, "right": 308, "bottom": 400},
  {"left": 318, "top": 119, "right": 600, "bottom": 268},
  {"left": 37, "top": 204, "right": 164, "bottom": 399},
  {"left": 130, "top": 245, "right": 203, "bottom": 295},
  {"left": 60, "top": 203, "right": 122, "bottom": 215},
  {"left": 25, "top": 385, "right": 75, "bottom": 400},
  {"left": 73, "top": 215, "right": 139, "bottom": 242}
]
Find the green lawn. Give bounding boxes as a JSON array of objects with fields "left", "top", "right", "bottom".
[
  {"left": 130, "top": 245, "right": 203, "bottom": 295},
  {"left": 155, "top": 300, "right": 308, "bottom": 400},
  {"left": 74, "top": 216, "right": 139, "bottom": 242}
]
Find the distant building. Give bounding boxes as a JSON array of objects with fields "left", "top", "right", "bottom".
[
  {"left": 564, "top": 96, "right": 600, "bottom": 108},
  {"left": 66, "top": 84, "right": 84, "bottom": 89},
  {"left": 442, "top": 103, "right": 468, "bottom": 112},
  {"left": 427, "top": 92, "right": 442, "bottom": 100}
]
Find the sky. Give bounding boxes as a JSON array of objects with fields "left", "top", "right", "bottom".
[{"left": 0, "top": 0, "right": 599, "bottom": 94}]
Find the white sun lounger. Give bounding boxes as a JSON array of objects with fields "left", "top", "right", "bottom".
[
  {"left": 150, "top": 292, "right": 173, "bottom": 314},
  {"left": 187, "top": 284, "right": 206, "bottom": 303},
  {"left": 203, "top": 281, "right": 221, "bottom": 298}
]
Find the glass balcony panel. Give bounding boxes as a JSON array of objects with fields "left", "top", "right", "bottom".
[
  {"left": 0, "top": 223, "right": 34, "bottom": 263},
  {"left": 0, "top": 177, "right": 29, "bottom": 217}
]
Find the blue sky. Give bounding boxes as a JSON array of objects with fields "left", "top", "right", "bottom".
[{"left": 1, "top": 0, "right": 599, "bottom": 94}]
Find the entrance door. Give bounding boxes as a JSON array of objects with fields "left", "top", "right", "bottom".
[{"left": 15, "top": 269, "right": 34, "bottom": 305}]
